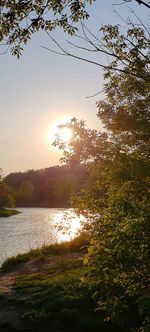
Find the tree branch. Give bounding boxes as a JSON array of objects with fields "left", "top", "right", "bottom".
[
  {"left": 123, "top": 0, "right": 150, "bottom": 8},
  {"left": 135, "top": 0, "right": 150, "bottom": 8}
]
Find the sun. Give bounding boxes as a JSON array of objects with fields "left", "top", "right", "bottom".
[
  {"left": 47, "top": 119, "right": 73, "bottom": 150},
  {"left": 59, "top": 127, "right": 72, "bottom": 142}
]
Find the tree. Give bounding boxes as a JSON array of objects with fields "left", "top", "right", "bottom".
[
  {"left": 0, "top": 1, "right": 149, "bottom": 58},
  {"left": 16, "top": 180, "right": 34, "bottom": 205},
  {"left": 0, "top": 0, "right": 94, "bottom": 57},
  {"left": 54, "top": 25, "right": 150, "bottom": 331},
  {"left": 48, "top": 19, "right": 150, "bottom": 83},
  {"left": 52, "top": 173, "right": 79, "bottom": 206},
  {"left": 0, "top": 172, "right": 15, "bottom": 208}
]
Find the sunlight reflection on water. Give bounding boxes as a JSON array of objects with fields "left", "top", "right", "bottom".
[
  {"left": 51, "top": 210, "right": 85, "bottom": 242},
  {"left": 0, "top": 208, "right": 86, "bottom": 266}
]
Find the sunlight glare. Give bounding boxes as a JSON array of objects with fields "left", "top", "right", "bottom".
[
  {"left": 59, "top": 127, "right": 72, "bottom": 142},
  {"left": 47, "top": 118, "right": 72, "bottom": 151},
  {"left": 49, "top": 210, "right": 86, "bottom": 243}
]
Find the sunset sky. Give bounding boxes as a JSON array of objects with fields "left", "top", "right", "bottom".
[{"left": 0, "top": 0, "right": 147, "bottom": 175}]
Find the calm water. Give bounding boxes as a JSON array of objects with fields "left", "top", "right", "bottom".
[{"left": 0, "top": 208, "right": 84, "bottom": 267}]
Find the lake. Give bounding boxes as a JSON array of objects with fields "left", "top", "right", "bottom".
[{"left": 0, "top": 207, "right": 85, "bottom": 267}]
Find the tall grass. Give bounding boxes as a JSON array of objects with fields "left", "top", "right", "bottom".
[{"left": 1, "top": 234, "right": 88, "bottom": 273}]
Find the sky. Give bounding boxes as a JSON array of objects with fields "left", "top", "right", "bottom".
[{"left": 0, "top": 0, "right": 148, "bottom": 176}]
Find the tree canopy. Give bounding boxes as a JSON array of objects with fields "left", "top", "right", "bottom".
[
  {"left": 0, "top": 0, "right": 94, "bottom": 57},
  {"left": 54, "top": 24, "right": 150, "bottom": 331},
  {"left": 49, "top": 20, "right": 150, "bottom": 83},
  {"left": 0, "top": 0, "right": 149, "bottom": 57},
  {"left": 5, "top": 165, "right": 85, "bottom": 207}
]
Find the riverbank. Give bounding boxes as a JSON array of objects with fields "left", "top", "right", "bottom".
[
  {"left": 0, "top": 236, "right": 103, "bottom": 332},
  {"left": 0, "top": 209, "right": 20, "bottom": 217}
]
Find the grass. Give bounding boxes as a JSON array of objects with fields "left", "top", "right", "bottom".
[
  {"left": 0, "top": 236, "right": 147, "bottom": 331},
  {"left": 0, "top": 208, "right": 20, "bottom": 217},
  {"left": 1, "top": 234, "right": 88, "bottom": 273},
  {"left": 9, "top": 254, "right": 101, "bottom": 331},
  {"left": 0, "top": 235, "right": 104, "bottom": 331}
]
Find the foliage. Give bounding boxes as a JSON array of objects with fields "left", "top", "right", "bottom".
[
  {"left": 0, "top": 208, "right": 19, "bottom": 217},
  {"left": 0, "top": 0, "right": 149, "bottom": 59},
  {"left": 54, "top": 25, "right": 150, "bottom": 331},
  {"left": 5, "top": 165, "right": 85, "bottom": 207},
  {"left": 52, "top": 173, "right": 79, "bottom": 203},
  {"left": 53, "top": 118, "right": 101, "bottom": 166},
  {"left": 0, "top": 0, "right": 94, "bottom": 57},
  {"left": 16, "top": 179, "right": 34, "bottom": 205},
  {"left": 100, "top": 24, "right": 150, "bottom": 81},
  {"left": 0, "top": 174, "right": 15, "bottom": 209},
  {"left": 1, "top": 234, "right": 87, "bottom": 273},
  {"left": 48, "top": 15, "right": 150, "bottom": 82}
]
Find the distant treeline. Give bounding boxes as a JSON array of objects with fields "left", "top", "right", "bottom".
[{"left": 5, "top": 165, "right": 85, "bottom": 208}]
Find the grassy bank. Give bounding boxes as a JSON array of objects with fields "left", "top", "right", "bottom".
[
  {"left": 0, "top": 235, "right": 106, "bottom": 332},
  {"left": 0, "top": 208, "right": 20, "bottom": 217},
  {"left": 1, "top": 235, "right": 87, "bottom": 273}
]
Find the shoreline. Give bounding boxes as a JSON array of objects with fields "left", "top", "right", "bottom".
[{"left": 0, "top": 209, "right": 20, "bottom": 218}]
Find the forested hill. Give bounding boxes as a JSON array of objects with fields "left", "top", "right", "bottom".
[{"left": 5, "top": 165, "right": 85, "bottom": 208}]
